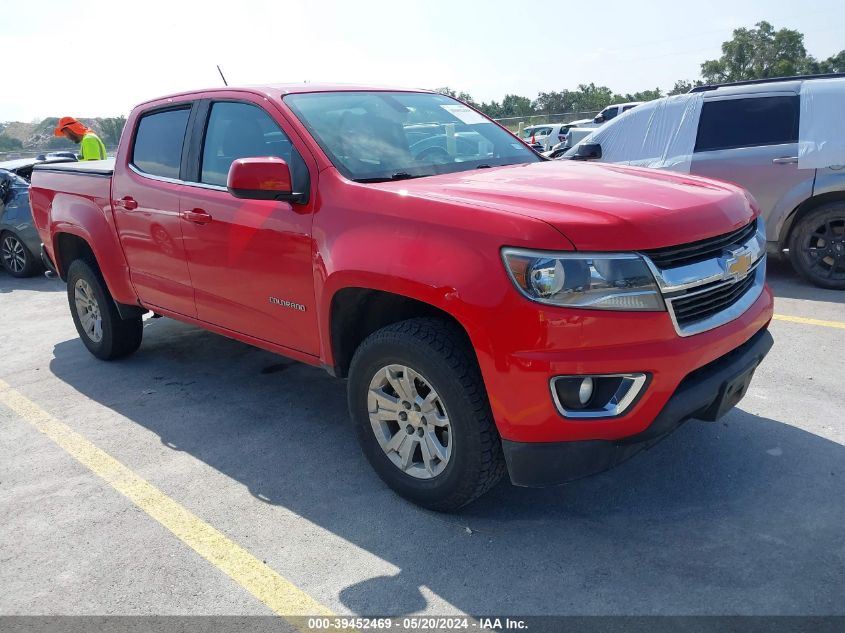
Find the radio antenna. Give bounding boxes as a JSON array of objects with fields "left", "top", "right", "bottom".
[{"left": 217, "top": 65, "right": 228, "bottom": 86}]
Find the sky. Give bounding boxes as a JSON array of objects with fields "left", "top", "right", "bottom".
[{"left": 1, "top": 0, "right": 843, "bottom": 122}]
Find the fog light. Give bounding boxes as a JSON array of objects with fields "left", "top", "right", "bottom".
[
  {"left": 551, "top": 373, "right": 649, "bottom": 419},
  {"left": 578, "top": 377, "right": 594, "bottom": 405}
]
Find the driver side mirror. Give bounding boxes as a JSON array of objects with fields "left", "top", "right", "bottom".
[
  {"left": 227, "top": 157, "right": 304, "bottom": 203},
  {"left": 593, "top": 114, "right": 605, "bottom": 123},
  {"left": 573, "top": 143, "right": 602, "bottom": 161}
]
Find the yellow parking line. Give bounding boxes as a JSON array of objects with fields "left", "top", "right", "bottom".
[
  {"left": 0, "top": 379, "right": 334, "bottom": 626},
  {"left": 773, "top": 314, "right": 845, "bottom": 330}
]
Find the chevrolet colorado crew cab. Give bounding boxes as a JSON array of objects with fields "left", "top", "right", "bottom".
[{"left": 30, "top": 85, "right": 774, "bottom": 511}]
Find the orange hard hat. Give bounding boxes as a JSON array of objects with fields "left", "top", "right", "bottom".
[{"left": 54, "top": 117, "right": 89, "bottom": 137}]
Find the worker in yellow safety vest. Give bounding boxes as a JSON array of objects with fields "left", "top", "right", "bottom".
[{"left": 53, "top": 117, "right": 107, "bottom": 161}]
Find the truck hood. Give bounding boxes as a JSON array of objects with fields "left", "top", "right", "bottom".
[{"left": 379, "top": 161, "right": 755, "bottom": 251}]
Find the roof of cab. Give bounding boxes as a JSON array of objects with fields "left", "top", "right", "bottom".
[{"left": 134, "top": 83, "right": 435, "bottom": 108}]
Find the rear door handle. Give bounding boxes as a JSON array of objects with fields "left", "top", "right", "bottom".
[
  {"left": 181, "top": 208, "right": 213, "bottom": 225},
  {"left": 772, "top": 156, "right": 799, "bottom": 165},
  {"left": 116, "top": 196, "right": 138, "bottom": 210}
]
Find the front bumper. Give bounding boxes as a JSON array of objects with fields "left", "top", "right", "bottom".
[
  {"left": 474, "top": 281, "right": 773, "bottom": 443},
  {"left": 502, "top": 326, "right": 773, "bottom": 487}
]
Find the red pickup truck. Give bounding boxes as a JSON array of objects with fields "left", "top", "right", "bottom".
[{"left": 30, "top": 85, "right": 774, "bottom": 510}]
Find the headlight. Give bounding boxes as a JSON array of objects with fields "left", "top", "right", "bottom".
[{"left": 501, "top": 249, "right": 665, "bottom": 311}]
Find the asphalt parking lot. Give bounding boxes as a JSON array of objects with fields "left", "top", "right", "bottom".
[{"left": 0, "top": 259, "right": 843, "bottom": 619}]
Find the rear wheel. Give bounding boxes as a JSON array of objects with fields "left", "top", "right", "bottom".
[
  {"left": 66, "top": 259, "right": 143, "bottom": 360},
  {"left": 348, "top": 318, "right": 505, "bottom": 511},
  {"left": 1, "top": 232, "right": 38, "bottom": 278},
  {"left": 788, "top": 203, "right": 845, "bottom": 289}
]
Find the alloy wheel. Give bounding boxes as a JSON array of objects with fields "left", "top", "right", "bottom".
[
  {"left": 367, "top": 364, "right": 452, "bottom": 479},
  {"left": 2, "top": 235, "right": 26, "bottom": 274},
  {"left": 801, "top": 218, "right": 845, "bottom": 282},
  {"left": 74, "top": 279, "right": 104, "bottom": 343}
]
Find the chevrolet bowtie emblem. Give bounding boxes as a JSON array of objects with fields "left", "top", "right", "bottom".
[{"left": 724, "top": 249, "right": 753, "bottom": 278}]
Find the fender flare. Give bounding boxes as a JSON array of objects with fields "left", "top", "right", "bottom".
[{"left": 48, "top": 191, "right": 137, "bottom": 306}]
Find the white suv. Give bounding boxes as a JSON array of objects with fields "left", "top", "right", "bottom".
[
  {"left": 579, "top": 102, "right": 643, "bottom": 129},
  {"left": 565, "top": 75, "right": 845, "bottom": 289},
  {"left": 520, "top": 124, "right": 568, "bottom": 151}
]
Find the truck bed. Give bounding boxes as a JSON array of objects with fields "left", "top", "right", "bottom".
[
  {"left": 32, "top": 158, "right": 115, "bottom": 177},
  {"left": 29, "top": 159, "right": 116, "bottom": 264}
]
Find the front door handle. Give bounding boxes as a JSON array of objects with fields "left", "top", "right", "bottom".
[
  {"left": 772, "top": 156, "right": 799, "bottom": 165},
  {"left": 181, "top": 208, "right": 213, "bottom": 225},
  {"left": 116, "top": 196, "right": 138, "bottom": 211}
]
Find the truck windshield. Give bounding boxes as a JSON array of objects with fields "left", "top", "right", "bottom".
[{"left": 284, "top": 91, "right": 540, "bottom": 182}]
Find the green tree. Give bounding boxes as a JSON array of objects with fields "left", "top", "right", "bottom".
[
  {"left": 570, "top": 83, "right": 616, "bottom": 112},
  {"left": 701, "top": 21, "right": 812, "bottom": 82},
  {"left": 499, "top": 94, "right": 534, "bottom": 117},
  {"left": 620, "top": 88, "right": 662, "bottom": 102},
  {"left": 534, "top": 84, "right": 658, "bottom": 117},
  {"left": 667, "top": 79, "right": 695, "bottom": 95},
  {"left": 97, "top": 116, "right": 127, "bottom": 149},
  {"left": 533, "top": 91, "right": 574, "bottom": 115},
  {"left": 478, "top": 100, "right": 502, "bottom": 118},
  {"left": 807, "top": 50, "right": 845, "bottom": 74},
  {"left": 434, "top": 87, "right": 478, "bottom": 107},
  {"left": 0, "top": 135, "right": 23, "bottom": 152},
  {"left": 435, "top": 88, "right": 533, "bottom": 119}
]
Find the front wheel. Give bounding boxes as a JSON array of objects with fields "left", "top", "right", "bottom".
[
  {"left": 66, "top": 259, "right": 143, "bottom": 360},
  {"left": 348, "top": 318, "right": 505, "bottom": 511},
  {"left": 788, "top": 203, "right": 845, "bottom": 289}
]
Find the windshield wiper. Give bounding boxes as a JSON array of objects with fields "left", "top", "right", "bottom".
[{"left": 354, "top": 172, "right": 433, "bottom": 183}]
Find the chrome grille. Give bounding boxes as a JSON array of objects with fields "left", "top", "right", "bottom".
[
  {"left": 643, "top": 220, "right": 758, "bottom": 269},
  {"left": 642, "top": 219, "right": 766, "bottom": 337},
  {"left": 671, "top": 271, "right": 758, "bottom": 328}
]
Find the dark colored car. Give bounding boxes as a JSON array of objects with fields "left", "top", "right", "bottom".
[
  {"left": 0, "top": 155, "right": 77, "bottom": 182},
  {"left": 0, "top": 169, "right": 42, "bottom": 276},
  {"left": 0, "top": 156, "right": 78, "bottom": 277}
]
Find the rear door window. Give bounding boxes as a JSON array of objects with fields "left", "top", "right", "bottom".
[
  {"left": 694, "top": 96, "right": 799, "bottom": 153},
  {"left": 131, "top": 108, "right": 191, "bottom": 179}
]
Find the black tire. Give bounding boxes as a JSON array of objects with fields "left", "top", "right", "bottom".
[
  {"left": 788, "top": 203, "right": 845, "bottom": 290},
  {"left": 66, "top": 259, "right": 143, "bottom": 360},
  {"left": 1, "top": 232, "right": 39, "bottom": 278},
  {"left": 348, "top": 318, "right": 506, "bottom": 511}
]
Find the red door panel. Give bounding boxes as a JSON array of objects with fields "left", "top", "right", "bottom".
[
  {"left": 111, "top": 170, "right": 196, "bottom": 317},
  {"left": 180, "top": 187, "right": 319, "bottom": 354},
  {"left": 179, "top": 98, "right": 319, "bottom": 355},
  {"left": 111, "top": 105, "right": 196, "bottom": 317}
]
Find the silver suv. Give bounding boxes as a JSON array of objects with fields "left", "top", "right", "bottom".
[{"left": 566, "top": 74, "right": 845, "bottom": 289}]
